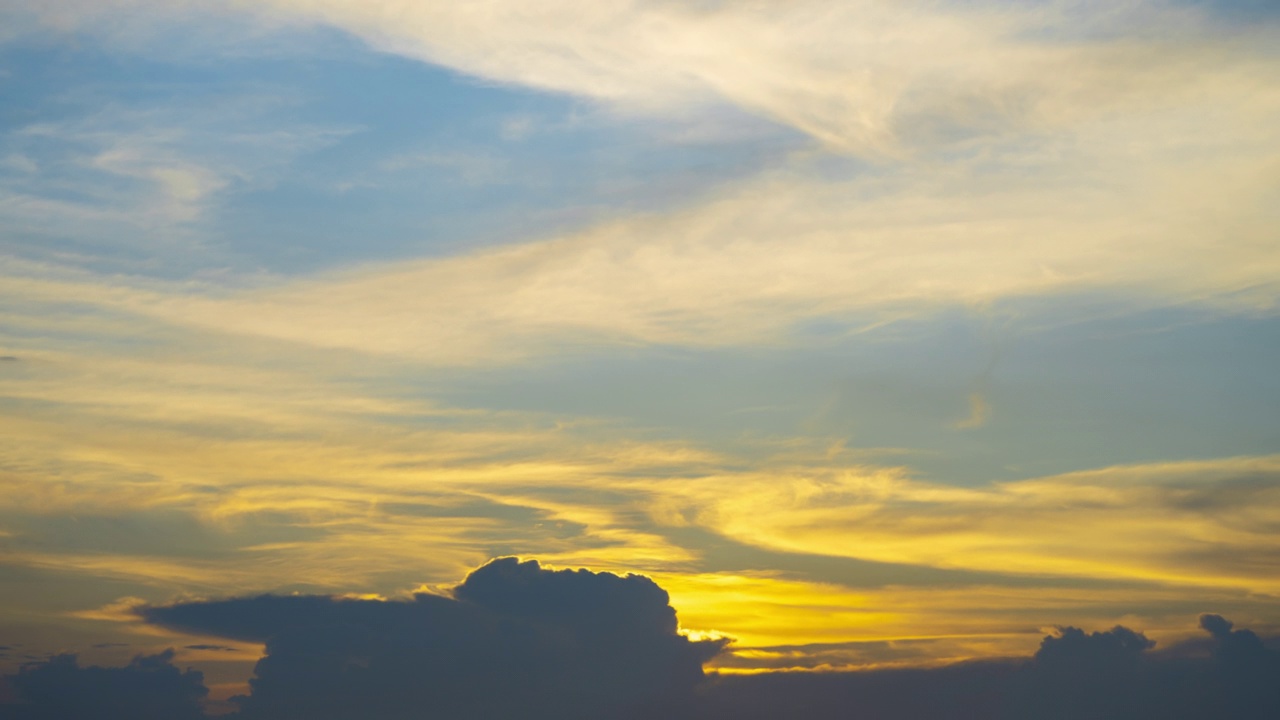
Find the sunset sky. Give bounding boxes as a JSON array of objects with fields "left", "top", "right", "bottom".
[{"left": 1, "top": 0, "right": 1279, "bottom": 713}]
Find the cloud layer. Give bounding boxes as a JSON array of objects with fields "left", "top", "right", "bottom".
[
  {"left": 666, "top": 455, "right": 1280, "bottom": 593},
  {"left": 19, "top": 0, "right": 1276, "bottom": 155},
  {"left": 4, "top": 560, "right": 1278, "bottom": 719},
  {"left": 4, "top": 0, "right": 1278, "bottom": 364}
]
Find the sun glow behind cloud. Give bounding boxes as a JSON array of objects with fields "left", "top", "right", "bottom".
[{"left": 3, "top": 323, "right": 1278, "bottom": 669}]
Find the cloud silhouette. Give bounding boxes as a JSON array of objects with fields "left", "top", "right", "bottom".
[
  {"left": 1, "top": 650, "right": 206, "bottom": 720},
  {"left": 5, "top": 560, "right": 1278, "bottom": 719},
  {"left": 1033, "top": 624, "right": 1154, "bottom": 670},
  {"left": 1195, "top": 613, "right": 1280, "bottom": 717},
  {"left": 142, "top": 558, "right": 725, "bottom": 720},
  {"left": 696, "top": 620, "right": 1280, "bottom": 720}
]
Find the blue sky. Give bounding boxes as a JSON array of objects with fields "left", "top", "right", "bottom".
[{"left": 2, "top": 0, "right": 1279, "bottom": 707}]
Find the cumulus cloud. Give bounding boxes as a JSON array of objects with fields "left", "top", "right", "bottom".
[
  {"left": 1, "top": 650, "right": 207, "bottom": 720},
  {"left": 697, "top": 619, "right": 1280, "bottom": 719},
  {"left": 1034, "top": 625, "right": 1154, "bottom": 669},
  {"left": 139, "top": 565, "right": 1280, "bottom": 720},
  {"left": 1196, "top": 613, "right": 1280, "bottom": 714},
  {"left": 1199, "top": 613, "right": 1272, "bottom": 662},
  {"left": 4, "top": 558, "right": 1278, "bottom": 719},
  {"left": 142, "top": 558, "right": 726, "bottom": 720}
]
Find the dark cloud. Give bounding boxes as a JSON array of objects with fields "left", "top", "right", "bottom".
[
  {"left": 138, "top": 557, "right": 1280, "bottom": 720},
  {"left": 697, "top": 621, "right": 1280, "bottom": 720},
  {"left": 144, "top": 558, "right": 725, "bottom": 720},
  {"left": 0, "top": 650, "right": 206, "bottom": 720},
  {"left": 1199, "top": 612, "right": 1271, "bottom": 664},
  {"left": 1033, "top": 624, "right": 1154, "bottom": 668},
  {"left": 696, "top": 660, "right": 1017, "bottom": 720},
  {"left": 1195, "top": 613, "right": 1280, "bottom": 717},
  {"left": 182, "top": 645, "right": 235, "bottom": 652},
  {"left": 5, "top": 560, "right": 1279, "bottom": 719}
]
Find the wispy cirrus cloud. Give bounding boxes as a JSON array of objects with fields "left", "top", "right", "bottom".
[
  {"left": 3, "top": 0, "right": 1276, "bottom": 363},
  {"left": 125, "top": 122, "right": 1280, "bottom": 363},
  {"left": 0, "top": 91, "right": 351, "bottom": 271},
  {"left": 11, "top": 1, "right": 1279, "bottom": 157},
  {"left": 662, "top": 455, "right": 1280, "bottom": 594},
  {"left": 3, "top": 336, "right": 1278, "bottom": 663},
  {"left": 15, "top": 0, "right": 1274, "bottom": 155}
]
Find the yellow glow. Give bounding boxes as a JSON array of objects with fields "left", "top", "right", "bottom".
[
  {"left": 654, "top": 458, "right": 1280, "bottom": 596},
  {"left": 651, "top": 571, "right": 1264, "bottom": 669},
  {"left": 3, "top": 300, "right": 1279, "bottom": 671}
]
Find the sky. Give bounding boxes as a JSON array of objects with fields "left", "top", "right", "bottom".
[{"left": 0, "top": 0, "right": 1279, "bottom": 716}]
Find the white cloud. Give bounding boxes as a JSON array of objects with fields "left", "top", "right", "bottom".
[
  {"left": 0, "top": 96, "right": 352, "bottom": 265},
  {"left": 217, "top": 0, "right": 1280, "bottom": 156},
  {"left": 121, "top": 92, "right": 1278, "bottom": 364},
  {"left": 88, "top": 139, "right": 229, "bottom": 221},
  {"left": 12, "top": 1, "right": 1272, "bottom": 156},
  {"left": 4, "top": 0, "right": 1270, "bottom": 362}
]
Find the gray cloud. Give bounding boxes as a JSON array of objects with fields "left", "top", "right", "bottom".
[
  {"left": 142, "top": 558, "right": 725, "bottom": 720},
  {"left": 1, "top": 650, "right": 206, "bottom": 720},
  {"left": 4, "top": 560, "right": 1278, "bottom": 719},
  {"left": 698, "top": 621, "right": 1280, "bottom": 719}
]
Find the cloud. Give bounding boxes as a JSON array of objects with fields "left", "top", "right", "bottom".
[
  {"left": 1033, "top": 624, "right": 1154, "bottom": 670},
  {"left": 0, "top": 91, "right": 350, "bottom": 272},
  {"left": 13, "top": 1, "right": 1278, "bottom": 156},
  {"left": 663, "top": 455, "right": 1280, "bottom": 594},
  {"left": 953, "top": 392, "right": 989, "bottom": 430},
  {"left": 112, "top": 126, "right": 1278, "bottom": 365},
  {"left": 697, "top": 619, "right": 1280, "bottom": 719},
  {"left": 4, "top": 555, "right": 1279, "bottom": 719},
  {"left": 2, "top": 650, "right": 207, "bottom": 720},
  {"left": 1200, "top": 613, "right": 1274, "bottom": 666},
  {"left": 142, "top": 558, "right": 726, "bottom": 719},
  {"left": 3, "top": 3, "right": 1276, "bottom": 366},
  {"left": 2, "top": 329, "right": 1277, "bottom": 651},
  {"left": 3, "top": 337, "right": 1277, "bottom": 654},
  {"left": 59, "top": 50, "right": 1265, "bottom": 364}
]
